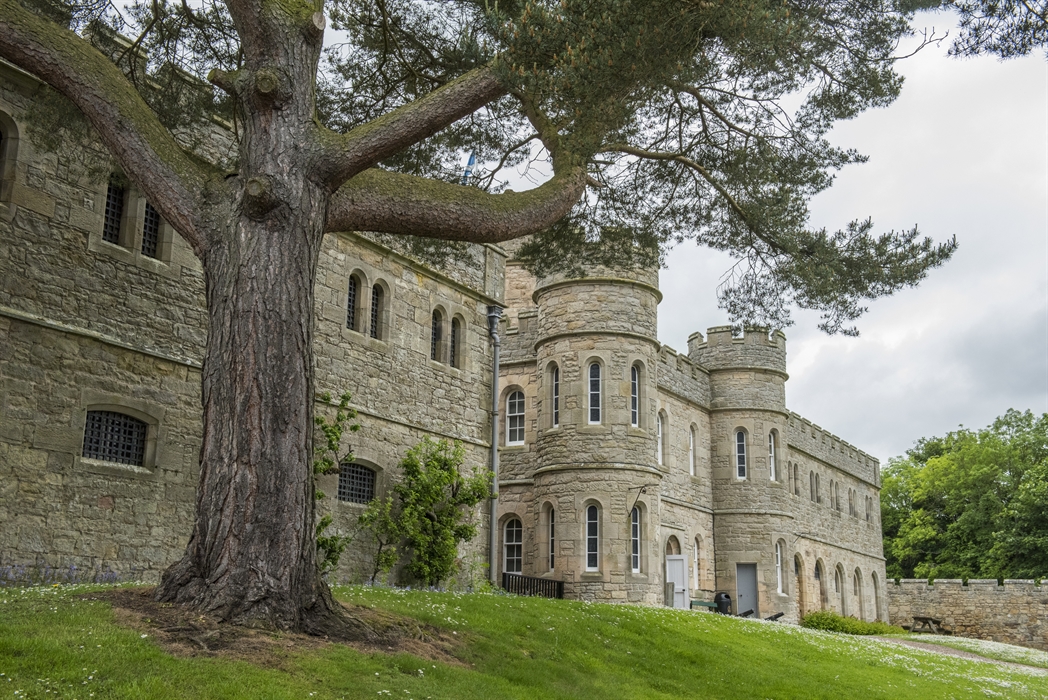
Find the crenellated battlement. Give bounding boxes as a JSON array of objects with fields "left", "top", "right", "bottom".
[
  {"left": 656, "top": 344, "right": 710, "bottom": 408},
  {"left": 687, "top": 326, "right": 787, "bottom": 375},
  {"left": 787, "top": 412, "right": 880, "bottom": 485}
]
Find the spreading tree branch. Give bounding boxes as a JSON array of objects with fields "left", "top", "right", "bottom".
[
  {"left": 326, "top": 166, "right": 586, "bottom": 243},
  {"left": 0, "top": 0, "right": 216, "bottom": 255}
]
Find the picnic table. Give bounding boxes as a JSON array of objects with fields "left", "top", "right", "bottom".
[{"left": 911, "top": 616, "right": 948, "bottom": 634}]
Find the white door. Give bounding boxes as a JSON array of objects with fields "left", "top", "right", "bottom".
[{"left": 666, "top": 555, "right": 689, "bottom": 609}]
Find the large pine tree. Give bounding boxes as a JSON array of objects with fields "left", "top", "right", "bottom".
[{"left": 0, "top": 0, "right": 956, "bottom": 633}]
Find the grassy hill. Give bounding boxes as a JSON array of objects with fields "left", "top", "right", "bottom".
[{"left": 1, "top": 583, "right": 1045, "bottom": 699}]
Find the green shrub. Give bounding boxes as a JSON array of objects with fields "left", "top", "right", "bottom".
[{"left": 800, "top": 610, "right": 905, "bottom": 635}]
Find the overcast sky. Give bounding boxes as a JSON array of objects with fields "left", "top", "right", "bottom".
[{"left": 656, "top": 13, "right": 1048, "bottom": 462}]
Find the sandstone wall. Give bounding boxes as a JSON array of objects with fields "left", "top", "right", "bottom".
[{"left": 887, "top": 579, "right": 1048, "bottom": 651}]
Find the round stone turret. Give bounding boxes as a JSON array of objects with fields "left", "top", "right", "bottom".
[{"left": 688, "top": 326, "right": 787, "bottom": 412}]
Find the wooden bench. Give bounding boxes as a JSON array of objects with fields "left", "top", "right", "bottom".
[
  {"left": 690, "top": 600, "right": 719, "bottom": 611},
  {"left": 911, "top": 616, "right": 948, "bottom": 635}
]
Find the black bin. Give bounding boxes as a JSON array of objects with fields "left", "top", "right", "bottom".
[{"left": 713, "top": 592, "right": 732, "bottom": 615}]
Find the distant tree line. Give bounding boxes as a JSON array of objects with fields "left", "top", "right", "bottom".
[{"left": 882, "top": 409, "right": 1048, "bottom": 580}]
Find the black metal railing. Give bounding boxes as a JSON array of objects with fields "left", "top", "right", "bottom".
[{"left": 501, "top": 572, "right": 564, "bottom": 599}]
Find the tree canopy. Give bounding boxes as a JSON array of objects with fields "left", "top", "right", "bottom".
[{"left": 882, "top": 410, "right": 1048, "bottom": 581}]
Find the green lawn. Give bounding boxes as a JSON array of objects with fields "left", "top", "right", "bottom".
[{"left": 0, "top": 584, "right": 1045, "bottom": 699}]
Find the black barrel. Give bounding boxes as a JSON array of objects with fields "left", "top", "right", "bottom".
[{"left": 714, "top": 592, "right": 732, "bottom": 615}]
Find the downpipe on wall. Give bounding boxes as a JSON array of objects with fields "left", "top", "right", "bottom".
[{"left": 486, "top": 305, "right": 503, "bottom": 586}]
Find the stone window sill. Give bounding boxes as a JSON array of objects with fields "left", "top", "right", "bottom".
[{"left": 76, "top": 456, "right": 157, "bottom": 481}]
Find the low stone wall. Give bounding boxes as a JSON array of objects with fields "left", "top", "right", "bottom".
[{"left": 887, "top": 579, "right": 1048, "bottom": 651}]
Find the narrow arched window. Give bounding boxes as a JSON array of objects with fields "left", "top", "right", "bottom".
[
  {"left": 775, "top": 541, "right": 784, "bottom": 594},
  {"left": 430, "top": 310, "right": 443, "bottom": 361},
  {"left": 586, "top": 505, "right": 599, "bottom": 571},
  {"left": 735, "top": 430, "right": 747, "bottom": 478},
  {"left": 141, "top": 201, "right": 161, "bottom": 258},
  {"left": 688, "top": 427, "right": 696, "bottom": 476},
  {"left": 83, "top": 410, "right": 147, "bottom": 466},
  {"left": 507, "top": 390, "right": 525, "bottom": 445},
  {"left": 588, "top": 362, "right": 601, "bottom": 424},
  {"left": 630, "top": 506, "right": 641, "bottom": 573},
  {"left": 794, "top": 464, "right": 800, "bottom": 496},
  {"left": 346, "top": 274, "right": 359, "bottom": 331},
  {"left": 504, "top": 518, "right": 523, "bottom": 574},
  {"left": 815, "top": 473, "right": 821, "bottom": 503},
  {"left": 551, "top": 364, "right": 560, "bottom": 428},
  {"left": 835, "top": 482, "right": 841, "bottom": 512},
  {"left": 548, "top": 507, "right": 556, "bottom": 571},
  {"left": 866, "top": 496, "right": 872, "bottom": 522},
  {"left": 337, "top": 463, "right": 376, "bottom": 504},
  {"left": 630, "top": 365, "right": 639, "bottom": 427},
  {"left": 102, "top": 177, "right": 125, "bottom": 244},
  {"left": 810, "top": 471, "right": 815, "bottom": 501},
  {"left": 693, "top": 538, "right": 701, "bottom": 590},
  {"left": 369, "top": 285, "right": 384, "bottom": 339},
  {"left": 449, "top": 317, "right": 461, "bottom": 368},
  {"left": 768, "top": 431, "right": 777, "bottom": 481},
  {"left": 656, "top": 414, "right": 665, "bottom": 465}
]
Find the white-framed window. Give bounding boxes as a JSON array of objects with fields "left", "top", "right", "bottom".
[
  {"left": 507, "top": 390, "right": 525, "bottom": 445},
  {"left": 688, "top": 427, "right": 696, "bottom": 476},
  {"left": 504, "top": 518, "right": 523, "bottom": 574},
  {"left": 735, "top": 430, "right": 747, "bottom": 478},
  {"left": 551, "top": 364, "right": 560, "bottom": 428},
  {"left": 693, "top": 538, "right": 701, "bottom": 590},
  {"left": 587, "top": 362, "right": 601, "bottom": 424},
  {"left": 548, "top": 507, "right": 556, "bottom": 571},
  {"left": 656, "top": 413, "right": 665, "bottom": 465},
  {"left": 768, "top": 431, "right": 777, "bottom": 481},
  {"left": 775, "top": 541, "right": 784, "bottom": 594},
  {"left": 585, "top": 504, "right": 599, "bottom": 571},
  {"left": 630, "top": 506, "right": 641, "bottom": 573},
  {"left": 630, "top": 365, "right": 640, "bottom": 427}
]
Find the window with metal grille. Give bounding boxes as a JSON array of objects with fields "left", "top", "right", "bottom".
[
  {"left": 430, "top": 310, "right": 442, "bottom": 361},
  {"left": 548, "top": 507, "right": 555, "bottom": 570},
  {"left": 449, "top": 318, "right": 460, "bottom": 368},
  {"left": 551, "top": 365, "right": 559, "bottom": 427},
  {"left": 735, "top": 430, "right": 747, "bottom": 478},
  {"left": 588, "top": 362, "right": 601, "bottom": 424},
  {"left": 630, "top": 506, "right": 640, "bottom": 573},
  {"left": 102, "top": 180, "right": 125, "bottom": 244},
  {"left": 346, "top": 275, "right": 358, "bottom": 330},
  {"left": 507, "top": 390, "right": 525, "bottom": 445},
  {"left": 337, "top": 463, "right": 375, "bottom": 504},
  {"left": 369, "top": 285, "right": 383, "bottom": 339},
  {"left": 141, "top": 202, "right": 161, "bottom": 258},
  {"left": 82, "top": 410, "right": 147, "bottom": 466},
  {"left": 586, "top": 505, "right": 599, "bottom": 571},
  {"left": 630, "top": 365, "right": 639, "bottom": 427},
  {"left": 504, "top": 518, "right": 522, "bottom": 574}
]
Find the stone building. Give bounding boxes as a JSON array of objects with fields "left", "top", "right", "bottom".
[{"left": 0, "top": 58, "right": 887, "bottom": 622}]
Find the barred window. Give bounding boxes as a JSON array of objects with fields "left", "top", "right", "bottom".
[
  {"left": 102, "top": 179, "right": 125, "bottom": 244},
  {"left": 735, "top": 430, "right": 747, "bottom": 478},
  {"left": 431, "top": 310, "right": 443, "bottom": 361},
  {"left": 346, "top": 275, "right": 359, "bottom": 331},
  {"left": 337, "top": 463, "right": 376, "bottom": 504},
  {"left": 588, "top": 362, "right": 601, "bottom": 424},
  {"left": 141, "top": 202, "right": 161, "bottom": 258},
  {"left": 450, "top": 318, "right": 461, "bottom": 368},
  {"left": 507, "top": 390, "right": 525, "bottom": 445},
  {"left": 369, "top": 285, "right": 383, "bottom": 339},
  {"left": 504, "top": 518, "right": 523, "bottom": 574},
  {"left": 82, "top": 410, "right": 147, "bottom": 466}
]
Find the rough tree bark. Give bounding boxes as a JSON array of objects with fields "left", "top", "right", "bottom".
[{"left": 0, "top": 0, "right": 585, "bottom": 633}]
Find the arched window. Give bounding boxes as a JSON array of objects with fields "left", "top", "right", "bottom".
[
  {"left": 507, "top": 390, "right": 525, "bottom": 446},
  {"left": 630, "top": 365, "right": 640, "bottom": 427},
  {"left": 82, "top": 410, "right": 148, "bottom": 466},
  {"left": 141, "top": 202, "right": 161, "bottom": 258},
  {"left": 346, "top": 274, "right": 360, "bottom": 331},
  {"left": 794, "top": 464, "right": 800, "bottom": 496},
  {"left": 656, "top": 413, "right": 665, "bottom": 465},
  {"left": 430, "top": 310, "right": 443, "bottom": 361},
  {"left": 630, "top": 506, "right": 641, "bottom": 573},
  {"left": 369, "top": 285, "right": 384, "bottom": 339},
  {"left": 872, "top": 572, "right": 883, "bottom": 621},
  {"left": 585, "top": 504, "right": 600, "bottom": 571},
  {"left": 688, "top": 427, "right": 696, "bottom": 476},
  {"left": 815, "top": 473, "right": 821, "bottom": 503},
  {"left": 768, "top": 431, "right": 777, "bottom": 481},
  {"left": 548, "top": 507, "right": 556, "bottom": 571},
  {"left": 587, "top": 362, "right": 601, "bottom": 424},
  {"left": 849, "top": 489, "right": 856, "bottom": 517},
  {"left": 449, "top": 318, "right": 461, "bottom": 368},
  {"left": 693, "top": 537, "right": 701, "bottom": 590},
  {"left": 550, "top": 364, "right": 560, "bottom": 428},
  {"left": 504, "top": 519, "right": 523, "bottom": 574},
  {"left": 735, "top": 430, "right": 747, "bottom": 478},
  {"left": 102, "top": 177, "right": 126, "bottom": 245},
  {"left": 835, "top": 482, "right": 841, "bottom": 512},
  {"left": 0, "top": 112, "right": 19, "bottom": 204},
  {"left": 809, "top": 471, "right": 815, "bottom": 501},
  {"left": 866, "top": 496, "right": 872, "bottom": 522},
  {"left": 775, "top": 541, "right": 784, "bottom": 594},
  {"left": 337, "top": 463, "right": 376, "bottom": 504}
]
